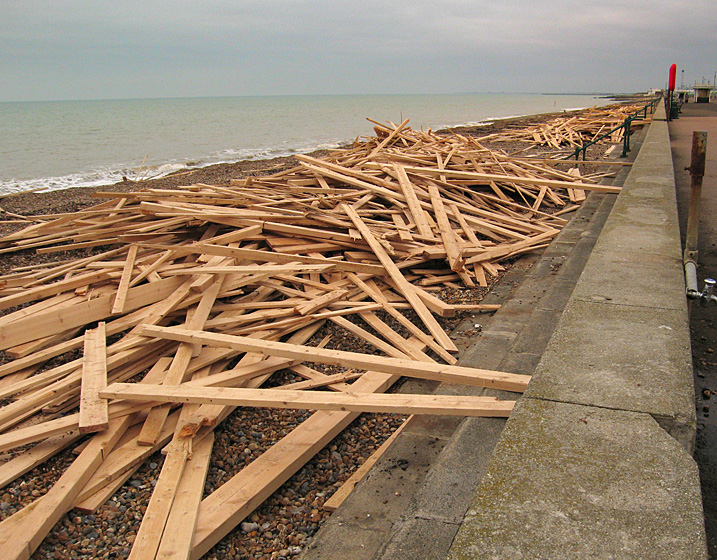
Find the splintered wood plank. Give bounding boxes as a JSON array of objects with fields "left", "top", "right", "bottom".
[
  {"left": 135, "top": 325, "right": 530, "bottom": 392},
  {"left": 391, "top": 213, "right": 414, "bottom": 242},
  {"left": 79, "top": 322, "right": 109, "bottom": 433},
  {"left": 323, "top": 417, "right": 411, "bottom": 511},
  {"left": 341, "top": 204, "right": 458, "bottom": 353}
]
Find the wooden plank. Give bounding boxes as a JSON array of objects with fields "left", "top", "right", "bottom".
[
  {"left": 160, "top": 263, "right": 336, "bottom": 276},
  {"left": 147, "top": 244, "right": 386, "bottom": 276},
  {"left": 347, "top": 274, "right": 457, "bottom": 364},
  {"left": 393, "top": 163, "right": 434, "bottom": 238},
  {"left": 102, "top": 383, "right": 515, "bottom": 417},
  {"left": 136, "top": 325, "right": 530, "bottom": 392},
  {"left": 294, "top": 288, "right": 348, "bottom": 316},
  {"left": 0, "top": 269, "right": 113, "bottom": 312},
  {"left": 111, "top": 244, "right": 138, "bottom": 314},
  {"left": 427, "top": 185, "right": 464, "bottom": 271},
  {"left": 189, "top": 338, "right": 427, "bottom": 558},
  {"left": 138, "top": 278, "right": 224, "bottom": 446},
  {"left": 0, "top": 276, "right": 186, "bottom": 351},
  {"left": 128, "top": 440, "right": 191, "bottom": 560},
  {"left": 0, "top": 431, "right": 82, "bottom": 490},
  {"left": 323, "top": 417, "right": 411, "bottom": 511},
  {"left": 155, "top": 433, "right": 214, "bottom": 560},
  {"left": 341, "top": 204, "right": 458, "bottom": 353},
  {"left": 280, "top": 370, "right": 363, "bottom": 391},
  {"left": 74, "top": 410, "right": 180, "bottom": 509},
  {"left": 0, "top": 414, "right": 133, "bottom": 560},
  {"left": 79, "top": 322, "right": 109, "bottom": 433}
]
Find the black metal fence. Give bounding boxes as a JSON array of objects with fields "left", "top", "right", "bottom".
[{"left": 566, "top": 96, "right": 663, "bottom": 160}]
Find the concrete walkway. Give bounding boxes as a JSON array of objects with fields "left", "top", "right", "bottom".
[{"left": 448, "top": 103, "right": 706, "bottom": 558}]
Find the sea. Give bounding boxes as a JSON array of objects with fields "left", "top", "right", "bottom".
[{"left": 0, "top": 93, "right": 611, "bottom": 196}]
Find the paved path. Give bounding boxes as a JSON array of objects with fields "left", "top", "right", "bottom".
[{"left": 670, "top": 101, "right": 717, "bottom": 557}]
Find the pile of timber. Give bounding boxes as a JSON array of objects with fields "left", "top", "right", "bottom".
[
  {"left": 0, "top": 119, "right": 621, "bottom": 560},
  {"left": 477, "top": 102, "right": 652, "bottom": 150}
]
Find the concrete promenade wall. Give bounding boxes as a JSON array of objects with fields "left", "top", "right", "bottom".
[{"left": 448, "top": 103, "right": 708, "bottom": 559}]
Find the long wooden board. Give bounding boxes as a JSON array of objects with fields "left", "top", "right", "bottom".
[
  {"left": 136, "top": 325, "right": 530, "bottom": 392},
  {"left": 101, "top": 383, "right": 516, "bottom": 417}
]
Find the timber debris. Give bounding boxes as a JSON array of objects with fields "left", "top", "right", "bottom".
[{"left": 0, "top": 105, "right": 641, "bottom": 559}]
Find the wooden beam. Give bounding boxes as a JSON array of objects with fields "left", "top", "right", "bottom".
[
  {"left": 136, "top": 325, "right": 530, "bottom": 392},
  {"left": 111, "top": 245, "right": 138, "bottom": 314},
  {"left": 102, "top": 384, "right": 516, "bottom": 417},
  {"left": 428, "top": 184, "right": 464, "bottom": 271},
  {"left": 79, "top": 322, "right": 109, "bottom": 433},
  {"left": 0, "top": 415, "right": 133, "bottom": 560}
]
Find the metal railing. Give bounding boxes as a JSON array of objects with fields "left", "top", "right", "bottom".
[{"left": 566, "top": 96, "right": 663, "bottom": 160}]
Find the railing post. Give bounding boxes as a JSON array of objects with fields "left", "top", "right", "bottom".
[{"left": 621, "top": 117, "right": 631, "bottom": 157}]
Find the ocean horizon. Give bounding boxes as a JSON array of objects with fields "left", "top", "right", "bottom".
[{"left": 0, "top": 92, "right": 612, "bottom": 196}]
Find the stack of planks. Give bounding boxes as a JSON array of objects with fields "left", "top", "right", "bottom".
[
  {"left": 0, "top": 118, "right": 621, "bottom": 560},
  {"left": 477, "top": 102, "right": 652, "bottom": 150}
]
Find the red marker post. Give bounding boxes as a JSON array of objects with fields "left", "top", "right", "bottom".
[{"left": 668, "top": 63, "right": 677, "bottom": 120}]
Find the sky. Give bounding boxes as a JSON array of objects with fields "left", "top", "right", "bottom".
[{"left": 1, "top": 0, "right": 716, "bottom": 102}]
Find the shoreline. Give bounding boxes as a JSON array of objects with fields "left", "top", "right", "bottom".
[{"left": 0, "top": 106, "right": 607, "bottom": 221}]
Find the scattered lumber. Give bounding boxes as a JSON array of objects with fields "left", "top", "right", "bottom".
[
  {"left": 0, "top": 106, "right": 629, "bottom": 559},
  {"left": 476, "top": 102, "right": 653, "bottom": 152}
]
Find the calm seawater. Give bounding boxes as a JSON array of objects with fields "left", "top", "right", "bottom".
[{"left": 0, "top": 93, "right": 609, "bottom": 195}]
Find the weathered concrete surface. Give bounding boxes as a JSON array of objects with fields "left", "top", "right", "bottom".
[
  {"left": 526, "top": 104, "right": 696, "bottom": 449},
  {"left": 448, "top": 103, "right": 707, "bottom": 559},
  {"left": 448, "top": 398, "right": 706, "bottom": 560}
]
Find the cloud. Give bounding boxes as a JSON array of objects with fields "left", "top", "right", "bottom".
[{"left": 1, "top": 0, "right": 715, "bottom": 101}]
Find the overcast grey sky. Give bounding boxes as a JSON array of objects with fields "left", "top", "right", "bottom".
[{"left": 2, "top": 0, "right": 715, "bottom": 102}]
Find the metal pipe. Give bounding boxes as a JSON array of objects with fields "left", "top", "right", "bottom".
[{"left": 686, "top": 260, "right": 700, "bottom": 299}]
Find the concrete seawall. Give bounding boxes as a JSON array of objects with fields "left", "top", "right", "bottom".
[{"left": 448, "top": 103, "right": 707, "bottom": 558}]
